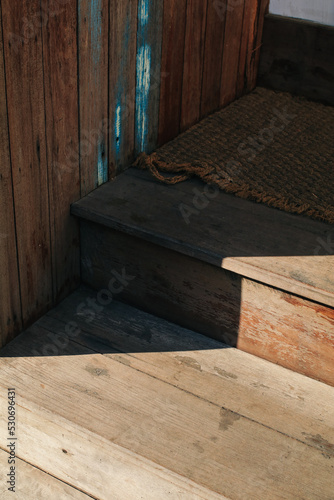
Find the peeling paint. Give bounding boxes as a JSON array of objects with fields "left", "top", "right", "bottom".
[
  {"left": 136, "top": 43, "right": 151, "bottom": 153},
  {"left": 138, "top": 0, "right": 149, "bottom": 26},
  {"left": 115, "top": 104, "right": 121, "bottom": 155}
]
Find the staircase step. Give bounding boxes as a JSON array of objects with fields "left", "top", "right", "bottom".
[
  {"left": 71, "top": 169, "right": 334, "bottom": 385},
  {"left": 0, "top": 286, "right": 333, "bottom": 499}
]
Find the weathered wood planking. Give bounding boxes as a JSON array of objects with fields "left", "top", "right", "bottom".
[
  {"left": 0, "top": 385, "right": 226, "bottom": 500},
  {"left": 109, "top": 0, "right": 138, "bottom": 175},
  {"left": 135, "top": 0, "right": 163, "bottom": 155},
  {"left": 0, "top": 5, "right": 22, "bottom": 346},
  {"left": 237, "top": 0, "right": 269, "bottom": 96},
  {"left": 236, "top": 0, "right": 258, "bottom": 97},
  {"left": 0, "top": 449, "right": 91, "bottom": 499},
  {"left": 0, "top": 309, "right": 333, "bottom": 499},
  {"left": 180, "top": 0, "right": 208, "bottom": 132},
  {"left": 43, "top": 287, "right": 334, "bottom": 453},
  {"left": 158, "top": 0, "right": 187, "bottom": 145},
  {"left": 79, "top": 220, "right": 334, "bottom": 386},
  {"left": 200, "top": 0, "right": 226, "bottom": 118},
  {"left": 79, "top": 0, "right": 109, "bottom": 194},
  {"left": 220, "top": 0, "right": 245, "bottom": 107},
  {"left": 258, "top": 15, "right": 334, "bottom": 106},
  {"left": 2, "top": 0, "right": 53, "bottom": 326},
  {"left": 42, "top": 0, "right": 81, "bottom": 303}
]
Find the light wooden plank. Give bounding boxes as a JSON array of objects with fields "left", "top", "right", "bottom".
[
  {"left": 158, "top": 0, "right": 187, "bottom": 145},
  {"left": 180, "top": 0, "right": 208, "bottom": 132},
  {"left": 0, "top": 449, "right": 92, "bottom": 499},
  {"left": 41, "top": 287, "right": 334, "bottom": 450},
  {"left": 0, "top": 356, "right": 227, "bottom": 499},
  {"left": 0, "top": 336, "right": 333, "bottom": 499},
  {"left": 109, "top": 0, "right": 138, "bottom": 175},
  {"left": 2, "top": 0, "right": 53, "bottom": 325},
  {"left": 0, "top": 4, "right": 22, "bottom": 346},
  {"left": 135, "top": 0, "right": 164, "bottom": 154},
  {"left": 42, "top": 0, "right": 80, "bottom": 303},
  {"left": 79, "top": 0, "right": 109, "bottom": 193},
  {"left": 72, "top": 170, "right": 334, "bottom": 307}
]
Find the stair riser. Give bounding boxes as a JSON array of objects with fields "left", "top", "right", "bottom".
[{"left": 80, "top": 220, "right": 334, "bottom": 386}]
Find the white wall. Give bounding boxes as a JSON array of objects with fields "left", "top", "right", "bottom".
[{"left": 269, "top": 0, "right": 334, "bottom": 26}]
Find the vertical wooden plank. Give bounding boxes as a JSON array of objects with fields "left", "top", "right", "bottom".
[
  {"left": 135, "top": 0, "right": 163, "bottom": 155},
  {"left": 0, "top": 5, "right": 22, "bottom": 346},
  {"left": 2, "top": 0, "right": 53, "bottom": 326},
  {"left": 236, "top": 0, "right": 259, "bottom": 97},
  {"left": 220, "top": 0, "right": 245, "bottom": 107},
  {"left": 200, "top": 0, "right": 226, "bottom": 118},
  {"left": 180, "top": 0, "right": 208, "bottom": 132},
  {"left": 158, "top": 0, "right": 187, "bottom": 145},
  {"left": 250, "top": 0, "right": 270, "bottom": 89},
  {"left": 109, "top": 0, "right": 138, "bottom": 176},
  {"left": 79, "top": 0, "right": 109, "bottom": 195},
  {"left": 42, "top": 0, "right": 80, "bottom": 302}
]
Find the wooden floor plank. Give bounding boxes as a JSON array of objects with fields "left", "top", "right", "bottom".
[
  {"left": 0, "top": 397, "right": 224, "bottom": 500},
  {"left": 0, "top": 289, "right": 333, "bottom": 499},
  {"left": 0, "top": 5, "right": 22, "bottom": 346},
  {"left": 71, "top": 170, "right": 334, "bottom": 307},
  {"left": 0, "top": 449, "right": 92, "bottom": 499},
  {"left": 40, "top": 288, "right": 334, "bottom": 451}
]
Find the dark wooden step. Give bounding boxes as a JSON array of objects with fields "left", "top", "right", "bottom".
[{"left": 71, "top": 169, "right": 334, "bottom": 385}]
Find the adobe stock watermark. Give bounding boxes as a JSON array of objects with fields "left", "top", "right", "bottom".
[
  {"left": 31, "top": 267, "right": 135, "bottom": 357},
  {"left": 179, "top": 106, "right": 296, "bottom": 225},
  {"left": 8, "top": 0, "right": 70, "bottom": 54}
]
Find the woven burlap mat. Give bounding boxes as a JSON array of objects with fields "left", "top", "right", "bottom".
[{"left": 134, "top": 87, "right": 334, "bottom": 224}]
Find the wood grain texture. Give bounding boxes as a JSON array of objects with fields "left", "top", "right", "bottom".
[
  {"left": 236, "top": 0, "right": 258, "bottom": 96},
  {"left": 220, "top": 0, "right": 245, "bottom": 107},
  {"left": 158, "top": 0, "right": 187, "bottom": 145},
  {"left": 2, "top": 0, "right": 53, "bottom": 326},
  {"left": 79, "top": 0, "right": 109, "bottom": 194},
  {"left": 258, "top": 15, "right": 334, "bottom": 105},
  {"left": 109, "top": 0, "right": 138, "bottom": 175},
  {"left": 0, "top": 5, "right": 22, "bottom": 347},
  {"left": 200, "top": 0, "right": 226, "bottom": 118},
  {"left": 0, "top": 449, "right": 91, "bottom": 499},
  {"left": 180, "top": 0, "right": 208, "bottom": 131},
  {"left": 135, "top": 0, "right": 163, "bottom": 154},
  {"left": 42, "top": 0, "right": 81, "bottom": 303},
  {"left": 79, "top": 221, "right": 334, "bottom": 386},
  {"left": 72, "top": 169, "right": 334, "bottom": 308},
  {"left": 0, "top": 289, "right": 333, "bottom": 499}
]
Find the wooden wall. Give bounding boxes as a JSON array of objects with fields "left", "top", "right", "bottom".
[{"left": 0, "top": 0, "right": 268, "bottom": 347}]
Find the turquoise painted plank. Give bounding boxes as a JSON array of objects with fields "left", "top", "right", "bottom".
[
  {"left": 109, "top": 0, "right": 137, "bottom": 175},
  {"left": 135, "top": 0, "right": 164, "bottom": 154}
]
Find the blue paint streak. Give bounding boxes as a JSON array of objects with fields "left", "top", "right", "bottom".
[
  {"left": 136, "top": 44, "right": 151, "bottom": 152},
  {"left": 139, "top": 0, "right": 149, "bottom": 26},
  {"left": 136, "top": 0, "right": 152, "bottom": 153},
  {"left": 115, "top": 104, "right": 121, "bottom": 155},
  {"left": 97, "top": 140, "right": 108, "bottom": 185}
]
